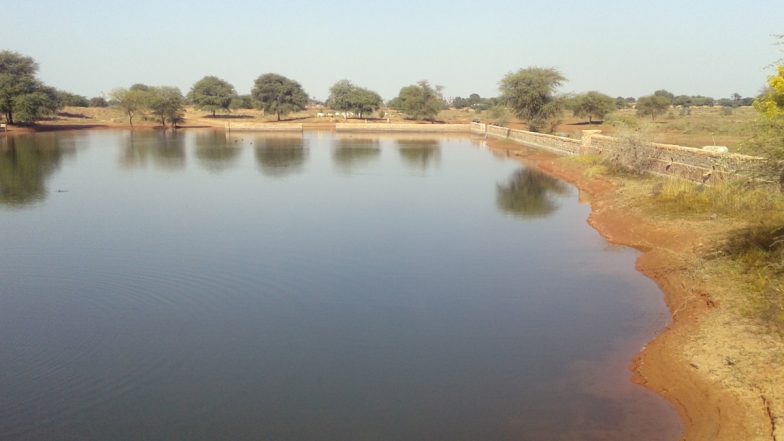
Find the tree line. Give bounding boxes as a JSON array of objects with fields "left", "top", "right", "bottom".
[{"left": 0, "top": 49, "right": 769, "bottom": 131}]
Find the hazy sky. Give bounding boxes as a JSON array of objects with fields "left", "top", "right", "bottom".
[{"left": 2, "top": 0, "right": 782, "bottom": 101}]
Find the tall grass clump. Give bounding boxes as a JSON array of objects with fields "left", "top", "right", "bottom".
[
  {"left": 650, "top": 179, "right": 784, "bottom": 217},
  {"left": 652, "top": 178, "right": 784, "bottom": 329}
]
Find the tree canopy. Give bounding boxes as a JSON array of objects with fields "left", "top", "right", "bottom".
[
  {"left": 14, "top": 87, "right": 59, "bottom": 123},
  {"left": 499, "top": 67, "right": 566, "bottom": 132},
  {"left": 56, "top": 91, "right": 89, "bottom": 107},
  {"left": 653, "top": 89, "right": 675, "bottom": 104},
  {"left": 326, "top": 80, "right": 383, "bottom": 118},
  {"left": 571, "top": 91, "right": 616, "bottom": 123},
  {"left": 636, "top": 95, "right": 671, "bottom": 120},
  {"left": 147, "top": 87, "right": 185, "bottom": 128},
  {"left": 389, "top": 81, "right": 445, "bottom": 122},
  {"left": 251, "top": 73, "right": 308, "bottom": 121},
  {"left": 0, "top": 51, "right": 61, "bottom": 124},
  {"left": 747, "top": 65, "right": 784, "bottom": 159},
  {"left": 188, "top": 76, "right": 237, "bottom": 117},
  {"left": 110, "top": 87, "right": 149, "bottom": 128},
  {"left": 754, "top": 67, "right": 784, "bottom": 120}
]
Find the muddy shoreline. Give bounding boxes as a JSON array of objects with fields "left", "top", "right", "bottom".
[{"left": 486, "top": 139, "right": 778, "bottom": 441}]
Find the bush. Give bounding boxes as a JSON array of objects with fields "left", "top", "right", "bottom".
[{"left": 89, "top": 97, "right": 108, "bottom": 107}]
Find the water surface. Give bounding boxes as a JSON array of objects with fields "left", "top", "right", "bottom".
[{"left": 0, "top": 130, "right": 680, "bottom": 441}]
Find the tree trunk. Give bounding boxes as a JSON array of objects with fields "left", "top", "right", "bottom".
[
  {"left": 7, "top": 110, "right": 13, "bottom": 125},
  {"left": 276, "top": 112, "right": 280, "bottom": 121},
  {"left": 212, "top": 110, "right": 216, "bottom": 117},
  {"left": 128, "top": 112, "right": 134, "bottom": 129}
]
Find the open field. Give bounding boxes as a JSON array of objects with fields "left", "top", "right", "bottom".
[
  {"left": 477, "top": 106, "right": 759, "bottom": 150},
  {"left": 11, "top": 105, "right": 761, "bottom": 153}
]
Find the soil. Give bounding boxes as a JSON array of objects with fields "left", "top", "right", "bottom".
[{"left": 486, "top": 139, "right": 783, "bottom": 441}]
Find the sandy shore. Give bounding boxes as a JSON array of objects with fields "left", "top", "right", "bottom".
[{"left": 486, "top": 139, "right": 782, "bottom": 441}]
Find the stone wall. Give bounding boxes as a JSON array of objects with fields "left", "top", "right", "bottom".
[
  {"left": 226, "top": 122, "right": 303, "bottom": 132},
  {"left": 470, "top": 122, "right": 775, "bottom": 184},
  {"left": 336, "top": 123, "right": 471, "bottom": 133}
]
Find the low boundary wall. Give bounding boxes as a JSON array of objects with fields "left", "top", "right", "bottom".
[
  {"left": 471, "top": 122, "right": 777, "bottom": 185},
  {"left": 226, "top": 122, "right": 303, "bottom": 132},
  {"left": 336, "top": 123, "right": 471, "bottom": 133}
]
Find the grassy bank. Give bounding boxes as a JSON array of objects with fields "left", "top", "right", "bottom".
[
  {"left": 493, "top": 138, "right": 784, "bottom": 440},
  {"left": 570, "top": 152, "right": 784, "bottom": 330}
]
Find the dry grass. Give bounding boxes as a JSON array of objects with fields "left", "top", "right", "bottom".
[
  {"left": 632, "top": 176, "right": 784, "bottom": 329},
  {"left": 47, "top": 105, "right": 758, "bottom": 151},
  {"left": 473, "top": 106, "right": 758, "bottom": 150},
  {"left": 569, "top": 146, "right": 784, "bottom": 329},
  {"left": 649, "top": 179, "right": 784, "bottom": 218}
]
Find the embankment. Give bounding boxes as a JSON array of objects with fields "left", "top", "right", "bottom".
[
  {"left": 486, "top": 139, "right": 781, "bottom": 441},
  {"left": 473, "top": 122, "right": 778, "bottom": 185}
]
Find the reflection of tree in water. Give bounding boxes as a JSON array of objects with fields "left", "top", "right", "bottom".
[
  {"left": 120, "top": 131, "right": 186, "bottom": 170},
  {"left": 194, "top": 131, "right": 241, "bottom": 173},
  {"left": 255, "top": 136, "right": 308, "bottom": 177},
  {"left": 332, "top": 138, "right": 380, "bottom": 172},
  {"left": 0, "top": 135, "right": 72, "bottom": 207},
  {"left": 397, "top": 139, "right": 441, "bottom": 171},
  {"left": 496, "top": 168, "right": 569, "bottom": 218}
]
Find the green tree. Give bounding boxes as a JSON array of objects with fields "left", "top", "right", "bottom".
[
  {"left": 653, "top": 89, "right": 675, "bottom": 104},
  {"left": 147, "top": 87, "right": 185, "bottom": 128},
  {"left": 230, "top": 94, "right": 254, "bottom": 109},
  {"left": 0, "top": 51, "right": 60, "bottom": 124},
  {"left": 188, "top": 75, "right": 237, "bottom": 117},
  {"left": 748, "top": 65, "right": 784, "bottom": 159},
  {"left": 636, "top": 95, "right": 671, "bottom": 120},
  {"left": 89, "top": 97, "right": 108, "bottom": 107},
  {"left": 572, "top": 91, "right": 616, "bottom": 123},
  {"left": 389, "top": 80, "right": 445, "bottom": 122},
  {"left": 13, "top": 89, "right": 59, "bottom": 123},
  {"left": 673, "top": 95, "right": 692, "bottom": 107},
  {"left": 251, "top": 73, "right": 308, "bottom": 121},
  {"left": 452, "top": 96, "right": 469, "bottom": 109},
  {"left": 691, "top": 96, "right": 715, "bottom": 107},
  {"left": 717, "top": 98, "right": 734, "bottom": 108},
  {"left": 110, "top": 87, "right": 149, "bottom": 128},
  {"left": 130, "top": 83, "right": 151, "bottom": 92},
  {"left": 615, "top": 96, "right": 628, "bottom": 109},
  {"left": 755, "top": 66, "right": 784, "bottom": 120},
  {"left": 731, "top": 92, "right": 742, "bottom": 107},
  {"left": 56, "top": 91, "right": 89, "bottom": 107},
  {"left": 326, "top": 80, "right": 383, "bottom": 118},
  {"left": 499, "top": 67, "right": 566, "bottom": 132}
]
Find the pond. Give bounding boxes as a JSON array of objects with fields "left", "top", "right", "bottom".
[{"left": 0, "top": 130, "right": 680, "bottom": 441}]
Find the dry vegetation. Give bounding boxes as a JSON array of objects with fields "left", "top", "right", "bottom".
[
  {"left": 40, "top": 105, "right": 759, "bottom": 153},
  {"left": 569, "top": 149, "right": 784, "bottom": 331},
  {"left": 472, "top": 106, "right": 759, "bottom": 150}
]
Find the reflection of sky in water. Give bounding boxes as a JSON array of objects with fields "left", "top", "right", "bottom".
[{"left": 0, "top": 130, "right": 680, "bottom": 441}]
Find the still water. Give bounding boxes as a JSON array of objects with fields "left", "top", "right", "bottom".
[{"left": 0, "top": 130, "right": 680, "bottom": 441}]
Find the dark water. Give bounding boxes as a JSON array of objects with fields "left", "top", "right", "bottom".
[{"left": 0, "top": 130, "right": 680, "bottom": 441}]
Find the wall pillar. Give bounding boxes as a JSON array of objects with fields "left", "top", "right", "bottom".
[{"left": 581, "top": 130, "right": 602, "bottom": 154}]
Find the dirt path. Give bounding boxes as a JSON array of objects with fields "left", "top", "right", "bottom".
[{"left": 487, "top": 140, "right": 782, "bottom": 441}]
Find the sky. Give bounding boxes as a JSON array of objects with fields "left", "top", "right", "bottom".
[{"left": 2, "top": 0, "right": 783, "bottom": 101}]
